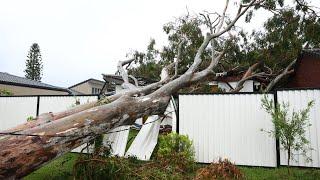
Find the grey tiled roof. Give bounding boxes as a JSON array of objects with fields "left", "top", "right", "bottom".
[
  {"left": 302, "top": 48, "right": 320, "bottom": 58},
  {"left": 0, "top": 72, "right": 68, "bottom": 92}
]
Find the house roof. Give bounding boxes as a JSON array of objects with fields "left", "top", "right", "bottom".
[
  {"left": 0, "top": 72, "right": 69, "bottom": 92},
  {"left": 68, "top": 78, "right": 105, "bottom": 89},
  {"left": 283, "top": 48, "right": 320, "bottom": 89},
  {"left": 301, "top": 48, "right": 320, "bottom": 58},
  {"left": 67, "top": 89, "right": 84, "bottom": 95},
  {"left": 289, "top": 48, "right": 320, "bottom": 76}
]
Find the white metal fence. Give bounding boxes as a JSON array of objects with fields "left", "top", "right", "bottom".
[
  {"left": 277, "top": 89, "right": 320, "bottom": 168},
  {"left": 2, "top": 89, "right": 320, "bottom": 167},
  {"left": 0, "top": 95, "right": 98, "bottom": 131},
  {"left": 179, "top": 93, "right": 277, "bottom": 167},
  {"left": 0, "top": 97, "right": 38, "bottom": 131},
  {"left": 38, "top": 96, "right": 98, "bottom": 115},
  {"left": 179, "top": 90, "right": 320, "bottom": 167}
]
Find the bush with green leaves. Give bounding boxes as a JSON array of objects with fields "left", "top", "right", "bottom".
[
  {"left": 261, "top": 95, "right": 314, "bottom": 167},
  {"left": 156, "top": 132, "right": 195, "bottom": 172},
  {"left": 26, "top": 116, "right": 35, "bottom": 122},
  {"left": 0, "top": 89, "right": 13, "bottom": 96}
]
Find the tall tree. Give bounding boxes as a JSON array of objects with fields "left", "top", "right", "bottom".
[
  {"left": 128, "top": 0, "right": 320, "bottom": 89},
  {"left": 24, "top": 43, "right": 43, "bottom": 81}
]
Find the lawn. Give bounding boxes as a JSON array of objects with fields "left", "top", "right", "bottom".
[
  {"left": 25, "top": 152, "right": 320, "bottom": 180},
  {"left": 25, "top": 153, "right": 78, "bottom": 180}
]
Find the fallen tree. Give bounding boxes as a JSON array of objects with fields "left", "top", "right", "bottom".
[
  {"left": 228, "top": 59, "right": 296, "bottom": 93},
  {"left": 0, "top": 0, "right": 284, "bottom": 178}
]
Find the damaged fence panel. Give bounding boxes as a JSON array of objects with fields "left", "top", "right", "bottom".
[
  {"left": 125, "top": 115, "right": 161, "bottom": 160},
  {"left": 103, "top": 125, "right": 130, "bottom": 156}
]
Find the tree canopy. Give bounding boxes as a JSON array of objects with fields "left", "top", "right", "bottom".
[{"left": 127, "top": 0, "right": 320, "bottom": 87}]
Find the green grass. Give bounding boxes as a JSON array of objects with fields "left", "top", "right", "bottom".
[
  {"left": 241, "top": 166, "right": 320, "bottom": 180},
  {"left": 125, "top": 129, "right": 139, "bottom": 151},
  {"left": 25, "top": 153, "right": 320, "bottom": 180},
  {"left": 24, "top": 153, "right": 78, "bottom": 180}
]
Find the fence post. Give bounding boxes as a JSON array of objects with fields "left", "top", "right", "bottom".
[
  {"left": 36, "top": 96, "right": 40, "bottom": 116},
  {"left": 176, "top": 95, "right": 179, "bottom": 134},
  {"left": 274, "top": 91, "right": 281, "bottom": 167}
]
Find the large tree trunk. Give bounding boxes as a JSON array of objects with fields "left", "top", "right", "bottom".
[
  {"left": 0, "top": 1, "right": 258, "bottom": 178},
  {"left": 0, "top": 95, "right": 170, "bottom": 178}
]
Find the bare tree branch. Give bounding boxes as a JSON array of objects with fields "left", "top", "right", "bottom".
[
  {"left": 128, "top": 75, "right": 139, "bottom": 87},
  {"left": 264, "top": 59, "right": 296, "bottom": 92},
  {"left": 216, "top": 0, "right": 230, "bottom": 33},
  {"left": 117, "top": 59, "right": 135, "bottom": 84},
  {"left": 188, "top": 0, "right": 257, "bottom": 73},
  {"left": 171, "top": 40, "right": 184, "bottom": 80}
]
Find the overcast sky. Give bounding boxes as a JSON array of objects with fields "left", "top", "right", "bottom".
[{"left": 1, "top": 0, "right": 313, "bottom": 88}]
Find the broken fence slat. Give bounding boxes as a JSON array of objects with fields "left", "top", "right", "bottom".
[
  {"left": 103, "top": 125, "right": 131, "bottom": 157},
  {"left": 125, "top": 115, "right": 161, "bottom": 160}
]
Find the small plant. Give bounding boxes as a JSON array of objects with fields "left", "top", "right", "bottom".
[
  {"left": 156, "top": 132, "right": 195, "bottom": 172},
  {"left": 0, "top": 89, "right": 13, "bottom": 96},
  {"left": 261, "top": 95, "right": 314, "bottom": 169},
  {"left": 69, "top": 97, "right": 81, "bottom": 108},
  {"left": 27, "top": 116, "right": 35, "bottom": 122},
  {"left": 195, "top": 158, "right": 244, "bottom": 180}
]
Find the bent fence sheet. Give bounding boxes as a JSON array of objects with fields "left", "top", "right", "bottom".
[
  {"left": 103, "top": 125, "right": 130, "bottom": 156},
  {"left": 277, "top": 89, "right": 320, "bottom": 168},
  {"left": 125, "top": 115, "right": 161, "bottom": 160},
  {"left": 179, "top": 94, "right": 277, "bottom": 167}
]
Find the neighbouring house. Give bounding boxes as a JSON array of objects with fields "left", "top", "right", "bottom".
[
  {"left": 102, "top": 74, "right": 156, "bottom": 93},
  {"left": 0, "top": 72, "right": 70, "bottom": 96},
  {"left": 69, "top": 78, "right": 105, "bottom": 95},
  {"left": 284, "top": 49, "right": 320, "bottom": 89},
  {"left": 207, "top": 67, "right": 266, "bottom": 93},
  {"left": 212, "top": 48, "right": 320, "bottom": 92},
  {"left": 209, "top": 75, "right": 262, "bottom": 92}
]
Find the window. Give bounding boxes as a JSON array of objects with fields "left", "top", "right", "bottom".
[{"left": 92, "top": 88, "right": 101, "bottom": 94}]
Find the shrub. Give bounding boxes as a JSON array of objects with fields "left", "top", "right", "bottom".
[
  {"left": 73, "top": 133, "right": 195, "bottom": 179},
  {"left": 26, "top": 116, "right": 34, "bottom": 122},
  {"left": 0, "top": 89, "right": 13, "bottom": 96},
  {"left": 73, "top": 149, "right": 185, "bottom": 180},
  {"left": 195, "top": 158, "right": 244, "bottom": 180},
  {"left": 156, "top": 132, "right": 195, "bottom": 172}
]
